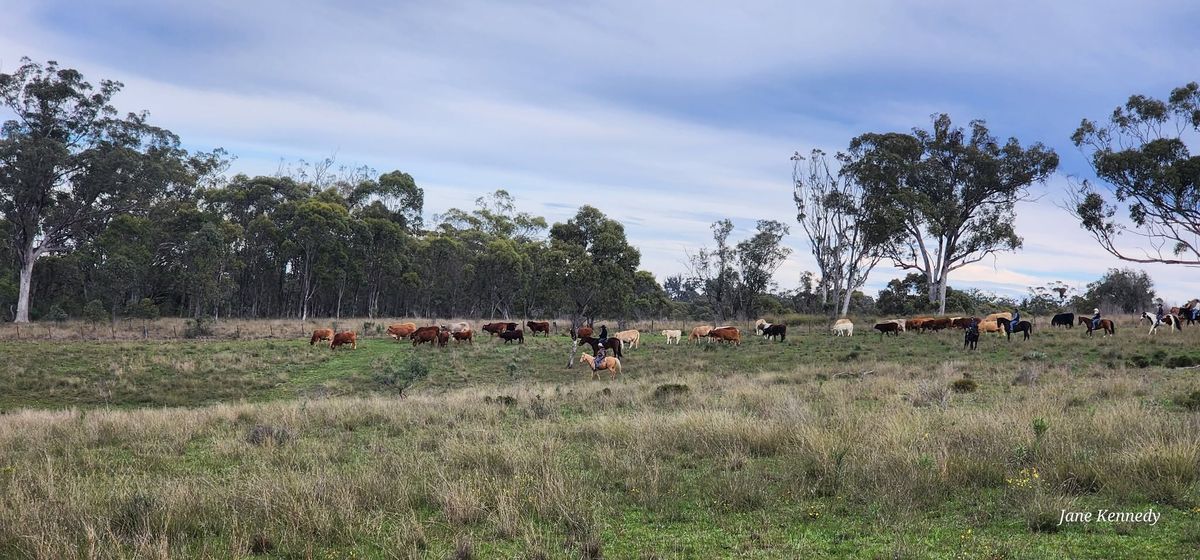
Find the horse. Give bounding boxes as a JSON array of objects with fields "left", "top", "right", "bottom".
[
  {"left": 963, "top": 324, "right": 980, "bottom": 350},
  {"left": 1078, "top": 316, "right": 1115, "bottom": 337},
  {"left": 1179, "top": 299, "right": 1200, "bottom": 326},
  {"left": 579, "top": 352, "right": 622, "bottom": 380},
  {"left": 1140, "top": 311, "right": 1180, "bottom": 334},
  {"left": 998, "top": 317, "right": 1032, "bottom": 341},
  {"left": 577, "top": 336, "right": 623, "bottom": 358}
]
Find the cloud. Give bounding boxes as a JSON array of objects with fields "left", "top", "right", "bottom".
[{"left": 2, "top": 0, "right": 1197, "bottom": 304}]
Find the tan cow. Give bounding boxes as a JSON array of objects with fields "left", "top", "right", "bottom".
[
  {"left": 831, "top": 319, "right": 854, "bottom": 336},
  {"left": 386, "top": 322, "right": 418, "bottom": 340},
  {"left": 689, "top": 325, "right": 714, "bottom": 344},
  {"left": 661, "top": 329, "right": 681, "bottom": 344},
  {"left": 614, "top": 329, "right": 641, "bottom": 350},
  {"left": 982, "top": 312, "right": 1012, "bottom": 335}
]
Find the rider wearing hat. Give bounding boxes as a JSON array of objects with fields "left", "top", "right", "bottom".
[{"left": 1091, "top": 308, "right": 1101, "bottom": 330}]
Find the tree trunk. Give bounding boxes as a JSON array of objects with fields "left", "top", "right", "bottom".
[
  {"left": 937, "top": 274, "right": 949, "bottom": 315},
  {"left": 839, "top": 284, "right": 853, "bottom": 317},
  {"left": 15, "top": 253, "right": 35, "bottom": 323}
]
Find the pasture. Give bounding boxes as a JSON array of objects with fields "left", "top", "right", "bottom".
[{"left": 0, "top": 316, "right": 1198, "bottom": 558}]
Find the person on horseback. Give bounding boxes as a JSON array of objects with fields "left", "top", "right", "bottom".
[
  {"left": 1010, "top": 308, "right": 1021, "bottom": 333},
  {"left": 1091, "top": 308, "right": 1101, "bottom": 330},
  {"left": 593, "top": 325, "right": 609, "bottom": 370},
  {"left": 1155, "top": 302, "right": 1165, "bottom": 325},
  {"left": 598, "top": 324, "right": 608, "bottom": 343},
  {"left": 593, "top": 346, "right": 606, "bottom": 371}
]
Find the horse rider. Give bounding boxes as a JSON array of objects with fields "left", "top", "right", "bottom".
[
  {"left": 1091, "top": 308, "right": 1101, "bottom": 330},
  {"left": 1156, "top": 302, "right": 1166, "bottom": 325},
  {"left": 594, "top": 324, "right": 610, "bottom": 370},
  {"left": 1010, "top": 308, "right": 1021, "bottom": 332}
]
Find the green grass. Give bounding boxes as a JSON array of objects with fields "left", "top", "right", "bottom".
[{"left": 0, "top": 320, "right": 1198, "bottom": 558}]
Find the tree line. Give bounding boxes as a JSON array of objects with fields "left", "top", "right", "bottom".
[{"left": 2, "top": 58, "right": 1196, "bottom": 323}]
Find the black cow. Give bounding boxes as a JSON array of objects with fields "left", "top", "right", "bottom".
[
  {"left": 499, "top": 329, "right": 524, "bottom": 344},
  {"left": 1051, "top": 313, "right": 1075, "bottom": 328},
  {"left": 762, "top": 323, "right": 786, "bottom": 342}
]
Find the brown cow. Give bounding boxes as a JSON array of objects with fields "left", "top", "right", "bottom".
[
  {"left": 310, "top": 328, "right": 334, "bottom": 345},
  {"left": 499, "top": 329, "right": 525, "bottom": 344},
  {"left": 411, "top": 326, "right": 440, "bottom": 346},
  {"left": 921, "top": 317, "right": 952, "bottom": 332},
  {"left": 907, "top": 317, "right": 933, "bottom": 331},
  {"left": 437, "top": 328, "right": 451, "bottom": 347},
  {"left": 330, "top": 331, "right": 357, "bottom": 350},
  {"left": 706, "top": 326, "right": 741, "bottom": 345},
  {"left": 573, "top": 326, "right": 594, "bottom": 339},
  {"left": 452, "top": 329, "right": 474, "bottom": 343},
  {"left": 526, "top": 321, "right": 551, "bottom": 336},
  {"left": 482, "top": 322, "right": 517, "bottom": 336},
  {"left": 386, "top": 322, "right": 418, "bottom": 340},
  {"left": 951, "top": 317, "right": 976, "bottom": 329}
]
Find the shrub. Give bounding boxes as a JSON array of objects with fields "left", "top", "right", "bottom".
[
  {"left": 910, "top": 381, "right": 951, "bottom": 408},
  {"left": 653, "top": 383, "right": 690, "bottom": 400},
  {"left": 126, "top": 298, "right": 160, "bottom": 320},
  {"left": 950, "top": 378, "right": 977, "bottom": 393},
  {"left": 1166, "top": 355, "right": 1197, "bottom": 368},
  {"left": 44, "top": 304, "right": 68, "bottom": 323},
  {"left": 373, "top": 355, "right": 431, "bottom": 396},
  {"left": 1175, "top": 390, "right": 1200, "bottom": 411},
  {"left": 82, "top": 299, "right": 107, "bottom": 324},
  {"left": 183, "top": 316, "right": 214, "bottom": 338}
]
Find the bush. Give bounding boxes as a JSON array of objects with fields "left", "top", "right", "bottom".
[
  {"left": 126, "top": 298, "right": 160, "bottom": 320},
  {"left": 910, "top": 381, "right": 951, "bottom": 408},
  {"left": 373, "top": 355, "right": 431, "bottom": 396},
  {"left": 246, "top": 424, "right": 293, "bottom": 446},
  {"left": 1165, "top": 355, "right": 1197, "bottom": 368},
  {"left": 82, "top": 299, "right": 107, "bottom": 324},
  {"left": 1175, "top": 390, "right": 1200, "bottom": 411},
  {"left": 43, "top": 304, "right": 68, "bottom": 323},
  {"left": 183, "top": 316, "right": 214, "bottom": 338},
  {"left": 950, "top": 378, "right": 977, "bottom": 393},
  {"left": 653, "top": 383, "right": 690, "bottom": 400}
]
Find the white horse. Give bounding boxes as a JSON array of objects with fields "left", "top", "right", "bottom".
[{"left": 1141, "top": 311, "right": 1180, "bottom": 334}]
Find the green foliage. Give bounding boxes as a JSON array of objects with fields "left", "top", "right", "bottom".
[
  {"left": 183, "top": 316, "right": 214, "bottom": 339},
  {"left": 950, "top": 378, "right": 977, "bottom": 393},
  {"left": 81, "top": 300, "right": 107, "bottom": 324},
  {"left": 373, "top": 354, "right": 431, "bottom": 396},
  {"left": 127, "top": 298, "right": 160, "bottom": 320},
  {"left": 1070, "top": 82, "right": 1200, "bottom": 265},
  {"left": 1079, "top": 268, "right": 1155, "bottom": 313},
  {"left": 843, "top": 114, "right": 1059, "bottom": 313},
  {"left": 43, "top": 304, "right": 68, "bottom": 323}
]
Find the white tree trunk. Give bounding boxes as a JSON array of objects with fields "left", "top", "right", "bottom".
[{"left": 15, "top": 256, "right": 34, "bottom": 323}]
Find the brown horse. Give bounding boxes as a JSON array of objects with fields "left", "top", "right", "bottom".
[
  {"left": 1078, "top": 316, "right": 1115, "bottom": 336},
  {"left": 579, "top": 352, "right": 622, "bottom": 380},
  {"left": 578, "top": 336, "right": 623, "bottom": 358}
]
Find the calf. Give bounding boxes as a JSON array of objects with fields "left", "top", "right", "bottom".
[
  {"left": 310, "top": 328, "right": 334, "bottom": 345},
  {"left": 437, "top": 328, "right": 450, "bottom": 347},
  {"left": 614, "top": 329, "right": 641, "bottom": 350},
  {"left": 500, "top": 329, "right": 525, "bottom": 344},
  {"left": 452, "top": 329, "right": 473, "bottom": 343},
  {"left": 482, "top": 322, "right": 515, "bottom": 337},
  {"left": 689, "top": 326, "right": 714, "bottom": 343},
  {"left": 921, "top": 317, "right": 952, "bottom": 332},
  {"left": 831, "top": 319, "right": 854, "bottom": 337},
  {"left": 330, "top": 331, "right": 357, "bottom": 350},
  {"left": 661, "top": 329, "right": 681, "bottom": 344},
  {"left": 410, "top": 326, "right": 440, "bottom": 346}
]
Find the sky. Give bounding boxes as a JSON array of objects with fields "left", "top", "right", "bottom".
[{"left": 2, "top": 0, "right": 1197, "bottom": 303}]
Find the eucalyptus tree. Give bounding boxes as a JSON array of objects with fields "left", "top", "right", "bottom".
[
  {"left": 793, "top": 149, "right": 879, "bottom": 317},
  {"left": 0, "top": 58, "right": 220, "bottom": 322},
  {"left": 843, "top": 114, "right": 1059, "bottom": 314},
  {"left": 1068, "top": 82, "right": 1200, "bottom": 266}
]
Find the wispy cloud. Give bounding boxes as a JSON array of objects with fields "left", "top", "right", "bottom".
[{"left": 1, "top": 0, "right": 1196, "bottom": 302}]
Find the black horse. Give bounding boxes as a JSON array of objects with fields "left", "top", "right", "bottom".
[
  {"left": 999, "top": 317, "right": 1033, "bottom": 341},
  {"left": 1050, "top": 312, "right": 1075, "bottom": 328},
  {"left": 963, "top": 324, "right": 980, "bottom": 350},
  {"left": 578, "top": 336, "right": 623, "bottom": 358}
]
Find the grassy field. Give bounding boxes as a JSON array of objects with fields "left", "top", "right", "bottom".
[{"left": 0, "top": 317, "right": 1198, "bottom": 558}]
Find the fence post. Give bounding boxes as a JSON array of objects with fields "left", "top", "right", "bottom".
[{"left": 14, "top": 325, "right": 18, "bottom": 340}]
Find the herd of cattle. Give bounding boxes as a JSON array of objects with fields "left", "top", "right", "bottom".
[{"left": 305, "top": 301, "right": 1200, "bottom": 351}]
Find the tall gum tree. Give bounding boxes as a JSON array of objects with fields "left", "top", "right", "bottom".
[
  {"left": 0, "top": 58, "right": 214, "bottom": 322},
  {"left": 843, "top": 114, "right": 1059, "bottom": 314}
]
